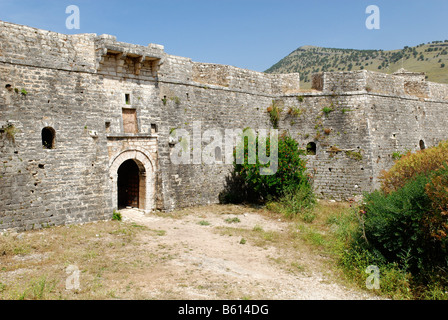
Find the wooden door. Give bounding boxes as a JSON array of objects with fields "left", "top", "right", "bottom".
[{"left": 122, "top": 109, "right": 138, "bottom": 133}]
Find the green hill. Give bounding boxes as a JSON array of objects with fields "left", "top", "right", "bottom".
[{"left": 265, "top": 41, "right": 448, "bottom": 89}]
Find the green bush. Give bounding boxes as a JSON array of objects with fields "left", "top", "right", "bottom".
[
  {"left": 233, "top": 133, "right": 311, "bottom": 202},
  {"left": 360, "top": 169, "right": 448, "bottom": 284},
  {"left": 221, "top": 133, "right": 315, "bottom": 216},
  {"left": 341, "top": 144, "right": 448, "bottom": 297},
  {"left": 424, "top": 164, "right": 448, "bottom": 242},
  {"left": 339, "top": 241, "right": 412, "bottom": 299},
  {"left": 380, "top": 140, "right": 448, "bottom": 194},
  {"left": 361, "top": 174, "right": 434, "bottom": 272}
]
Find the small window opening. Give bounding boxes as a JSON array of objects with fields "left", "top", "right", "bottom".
[
  {"left": 419, "top": 140, "right": 426, "bottom": 150},
  {"left": 105, "top": 121, "right": 111, "bottom": 133},
  {"left": 215, "top": 147, "right": 222, "bottom": 162},
  {"left": 42, "top": 127, "right": 55, "bottom": 149},
  {"left": 306, "top": 142, "right": 316, "bottom": 155},
  {"left": 151, "top": 124, "right": 158, "bottom": 134},
  {"left": 38, "top": 164, "right": 45, "bottom": 169},
  {"left": 125, "top": 93, "right": 131, "bottom": 105}
]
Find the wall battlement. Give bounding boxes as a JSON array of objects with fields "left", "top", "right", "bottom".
[
  {"left": 312, "top": 69, "right": 448, "bottom": 101},
  {"left": 2, "top": 20, "right": 448, "bottom": 232},
  {"left": 0, "top": 21, "right": 299, "bottom": 96}
]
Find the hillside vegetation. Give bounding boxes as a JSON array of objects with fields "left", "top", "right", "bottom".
[{"left": 265, "top": 41, "right": 448, "bottom": 89}]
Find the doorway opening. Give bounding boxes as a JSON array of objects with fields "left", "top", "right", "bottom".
[{"left": 117, "top": 159, "right": 145, "bottom": 209}]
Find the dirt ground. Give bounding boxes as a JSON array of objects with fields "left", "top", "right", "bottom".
[
  {"left": 118, "top": 205, "right": 380, "bottom": 300},
  {"left": 0, "top": 203, "right": 383, "bottom": 300}
]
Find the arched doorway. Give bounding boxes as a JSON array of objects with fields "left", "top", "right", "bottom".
[
  {"left": 117, "top": 159, "right": 142, "bottom": 209},
  {"left": 109, "top": 149, "right": 156, "bottom": 213}
]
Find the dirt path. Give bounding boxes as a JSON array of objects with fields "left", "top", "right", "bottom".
[{"left": 120, "top": 205, "right": 380, "bottom": 300}]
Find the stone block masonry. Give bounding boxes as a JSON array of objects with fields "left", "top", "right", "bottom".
[{"left": 1, "top": 20, "right": 448, "bottom": 231}]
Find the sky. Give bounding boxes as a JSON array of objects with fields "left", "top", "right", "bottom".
[{"left": 0, "top": 0, "right": 447, "bottom": 72}]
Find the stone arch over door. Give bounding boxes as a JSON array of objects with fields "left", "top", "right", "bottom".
[{"left": 109, "top": 149, "right": 156, "bottom": 213}]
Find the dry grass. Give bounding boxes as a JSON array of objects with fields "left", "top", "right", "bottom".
[
  {"left": 0, "top": 201, "right": 362, "bottom": 300},
  {"left": 213, "top": 200, "right": 356, "bottom": 279},
  {"left": 0, "top": 220, "right": 162, "bottom": 300}
]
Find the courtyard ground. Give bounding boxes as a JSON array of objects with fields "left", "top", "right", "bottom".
[{"left": 0, "top": 202, "right": 381, "bottom": 300}]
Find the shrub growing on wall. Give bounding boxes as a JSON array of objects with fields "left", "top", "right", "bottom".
[{"left": 221, "top": 131, "right": 314, "bottom": 208}]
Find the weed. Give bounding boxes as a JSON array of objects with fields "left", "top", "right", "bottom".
[
  {"left": 225, "top": 217, "right": 241, "bottom": 224},
  {"left": 288, "top": 106, "right": 305, "bottom": 118},
  {"left": 1, "top": 123, "right": 18, "bottom": 142},
  {"left": 392, "top": 151, "right": 402, "bottom": 160},
  {"left": 198, "top": 220, "right": 210, "bottom": 226},
  {"left": 170, "top": 96, "right": 181, "bottom": 105},
  {"left": 267, "top": 100, "right": 283, "bottom": 128},
  {"left": 19, "top": 276, "right": 57, "bottom": 300},
  {"left": 112, "top": 210, "right": 122, "bottom": 221},
  {"left": 322, "top": 106, "right": 334, "bottom": 115},
  {"left": 239, "top": 238, "right": 246, "bottom": 244},
  {"left": 289, "top": 261, "right": 305, "bottom": 273},
  {"left": 345, "top": 150, "right": 363, "bottom": 161}
]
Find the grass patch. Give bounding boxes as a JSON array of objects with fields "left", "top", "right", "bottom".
[
  {"left": 266, "top": 184, "right": 316, "bottom": 222},
  {"left": 262, "top": 199, "right": 419, "bottom": 299},
  {"left": 112, "top": 210, "right": 122, "bottom": 221},
  {"left": 225, "top": 217, "right": 241, "bottom": 224},
  {"left": 0, "top": 219, "right": 153, "bottom": 300}
]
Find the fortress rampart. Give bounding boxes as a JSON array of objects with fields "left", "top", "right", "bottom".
[{"left": 1, "top": 20, "right": 448, "bottom": 231}]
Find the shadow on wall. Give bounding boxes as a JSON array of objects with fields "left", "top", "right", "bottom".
[{"left": 218, "top": 171, "right": 261, "bottom": 205}]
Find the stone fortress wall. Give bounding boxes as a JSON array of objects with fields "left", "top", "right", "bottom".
[{"left": 1, "top": 20, "right": 448, "bottom": 231}]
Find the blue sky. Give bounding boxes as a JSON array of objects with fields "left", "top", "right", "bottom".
[{"left": 1, "top": 0, "right": 447, "bottom": 72}]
